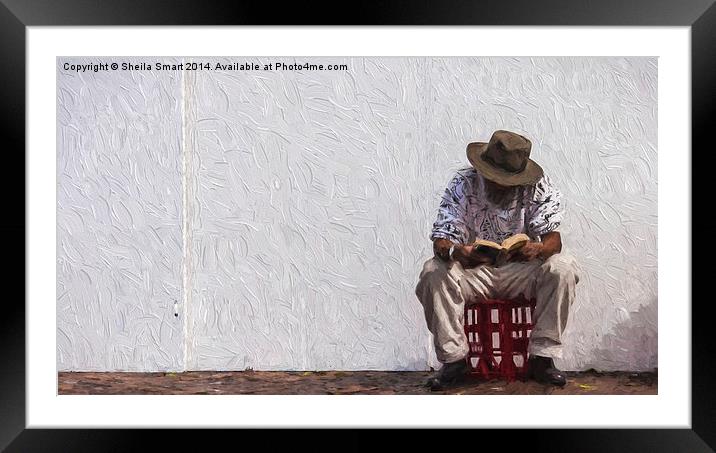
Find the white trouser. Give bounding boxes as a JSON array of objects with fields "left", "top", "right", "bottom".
[{"left": 415, "top": 253, "right": 580, "bottom": 363}]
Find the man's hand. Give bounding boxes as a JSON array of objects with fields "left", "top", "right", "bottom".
[
  {"left": 433, "top": 238, "right": 454, "bottom": 261},
  {"left": 508, "top": 232, "right": 562, "bottom": 262},
  {"left": 508, "top": 242, "right": 544, "bottom": 262},
  {"left": 452, "top": 245, "right": 495, "bottom": 269}
]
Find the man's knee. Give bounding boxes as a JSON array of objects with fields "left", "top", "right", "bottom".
[
  {"left": 418, "top": 257, "right": 450, "bottom": 282},
  {"left": 416, "top": 257, "right": 454, "bottom": 295},
  {"left": 541, "top": 252, "right": 580, "bottom": 284}
]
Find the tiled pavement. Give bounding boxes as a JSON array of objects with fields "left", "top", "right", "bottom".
[{"left": 58, "top": 370, "right": 657, "bottom": 395}]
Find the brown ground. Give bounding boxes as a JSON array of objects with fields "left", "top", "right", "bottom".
[{"left": 58, "top": 370, "right": 657, "bottom": 395}]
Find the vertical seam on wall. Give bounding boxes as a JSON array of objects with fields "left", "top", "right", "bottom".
[{"left": 181, "top": 58, "right": 189, "bottom": 371}]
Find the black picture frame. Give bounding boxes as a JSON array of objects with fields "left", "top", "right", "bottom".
[{"left": 3, "top": 0, "right": 712, "bottom": 450}]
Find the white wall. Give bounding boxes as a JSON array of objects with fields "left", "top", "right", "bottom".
[
  {"left": 184, "top": 58, "right": 431, "bottom": 370},
  {"left": 57, "top": 57, "right": 185, "bottom": 371},
  {"left": 58, "top": 56, "right": 657, "bottom": 372}
]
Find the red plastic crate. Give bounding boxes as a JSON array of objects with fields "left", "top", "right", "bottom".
[{"left": 464, "top": 296, "right": 537, "bottom": 381}]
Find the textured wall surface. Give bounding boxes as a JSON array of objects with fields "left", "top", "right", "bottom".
[
  {"left": 185, "top": 58, "right": 431, "bottom": 370},
  {"left": 58, "top": 57, "right": 657, "bottom": 372},
  {"left": 57, "top": 58, "right": 185, "bottom": 371}
]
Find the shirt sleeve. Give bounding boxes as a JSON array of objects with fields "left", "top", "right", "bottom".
[
  {"left": 430, "top": 173, "right": 470, "bottom": 244},
  {"left": 527, "top": 174, "right": 564, "bottom": 237}
]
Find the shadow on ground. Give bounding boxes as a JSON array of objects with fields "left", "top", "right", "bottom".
[{"left": 58, "top": 370, "right": 657, "bottom": 395}]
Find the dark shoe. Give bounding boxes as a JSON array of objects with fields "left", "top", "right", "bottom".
[
  {"left": 528, "top": 355, "right": 567, "bottom": 387},
  {"left": 425, "top": 359, "right": 469, "bottom": 391}
]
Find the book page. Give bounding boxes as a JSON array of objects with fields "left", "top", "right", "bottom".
[
  {"left": 473, "top": 239, "right": 503, "bottom": 250},
  {"left": 501, "top": 233, "right": 531, "bottom": 251}
]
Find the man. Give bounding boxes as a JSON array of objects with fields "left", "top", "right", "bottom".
[{"left": 415, "top": 130, "right": 580, "bottom": 391}]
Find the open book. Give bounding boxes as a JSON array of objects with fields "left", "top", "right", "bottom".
[{"left": 473, "top": 233, "right": 530, "bottom": 266}]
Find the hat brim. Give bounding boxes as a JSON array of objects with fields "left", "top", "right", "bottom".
[{"left": 466, "top": 142, "right": 544, "bottom": 186}]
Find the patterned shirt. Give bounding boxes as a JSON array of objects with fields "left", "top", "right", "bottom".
[{"left": 430, "top": 167, "right": 564, "bottom": 245}]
